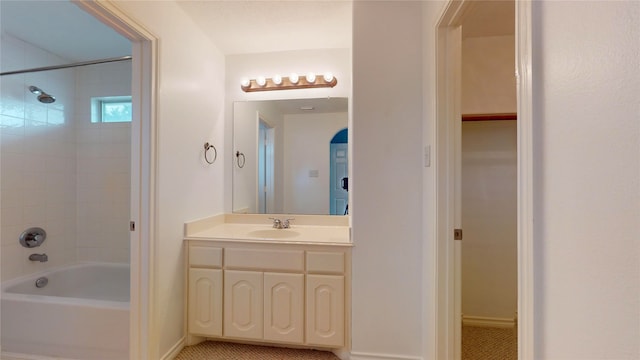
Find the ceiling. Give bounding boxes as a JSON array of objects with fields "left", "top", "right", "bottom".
[
  {"left": 462, "top": 1, "right": 515, "bottom": 38},
  {"left": 1, "top": 0, "right": 512, "bottom": 71},
  {"left": 0, "top": 1, "right": 131, "bottom": 65}
]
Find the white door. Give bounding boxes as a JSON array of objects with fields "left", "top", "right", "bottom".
[
  {"left": 224, "top": 270, "right": 263, "bottom": 340},
  {"left": 263, "top": 273, "right": 304, "bottom": 343},
  {"left": 330, "top": 143, "right": 348, "bottom": 215}
]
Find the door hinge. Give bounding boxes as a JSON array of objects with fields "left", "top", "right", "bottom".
[
  {"left": 130, "top": 221, "right": 136, "bottom": 232},
  {"left": 454, "top": 228, "right": 463, "bottom": 240}
]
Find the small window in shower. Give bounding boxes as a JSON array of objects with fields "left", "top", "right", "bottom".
[{"left": 91, "top": 96, "right": 132, "bottom": 123}]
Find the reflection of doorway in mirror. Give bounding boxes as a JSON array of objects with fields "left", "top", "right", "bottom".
[
  {"left": 330, "top": 128, "right": 348, "bottom": 215},
  {"left": 258, "top": 119, "right": 275, "bottom": 213}
]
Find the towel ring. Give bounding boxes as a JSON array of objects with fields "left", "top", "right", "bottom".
[
  {"left": 204, "top": 142, "right": 217, "bottom": 164},
  {"left": 236, "top": 151, "right": 246, "bottom": 168}
]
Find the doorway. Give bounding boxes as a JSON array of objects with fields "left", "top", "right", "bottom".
[
  {"left": 74, "top": 2, "right": 157, "bottom": 359},
  {"left": 433, "top": 1, "right": 534, "bottom": 359},
  {"left": 329, "top": 128, "right": 348, "bottom": 215},
  {"left": 258, "top": 118, "right": 275, "bottom": 213}
]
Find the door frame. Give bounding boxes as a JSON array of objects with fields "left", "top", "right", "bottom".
[
  {"left": 432, "top": 1, "right": 534, "bottom": 359},
  {"left": 73, "top": 1, "right": 158, "bottom": 359}
]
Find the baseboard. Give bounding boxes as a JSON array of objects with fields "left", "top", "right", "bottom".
[
  {"left": 160, "top": 336, "right": 185, "bottom": 360},
  {"left": 462, "top": 315, "right": 516, "bottom": 328},
  {"left": 350, "top": 351, "right": 423, "bottom": 360},
  {"left": 0, "top": 352, "right": 72, "bottom": 360}
]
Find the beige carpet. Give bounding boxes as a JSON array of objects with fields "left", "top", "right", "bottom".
[
  {"left": 176, "top": 327, "right": 516, "bottom": 360},
  {"left": 175, "top": 341, "right": 340, "bottom": 360},
  {"left": 462, "top": 325, "right": 517, "bottom": 360}
]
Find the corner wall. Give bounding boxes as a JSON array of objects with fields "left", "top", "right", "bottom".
[
  {"left": 532, "top": 1, "right": 640, "bottom": 358},
  {"left": 352, "top": 2, "right": 424, "bottom": 358}
]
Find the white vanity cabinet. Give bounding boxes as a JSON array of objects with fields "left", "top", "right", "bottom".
[
  {"left": 186, "top": 240, "right": 350, "bottom": 350},
  {"left": 188, "top": 246, "right": 223, "bottom": 337}
]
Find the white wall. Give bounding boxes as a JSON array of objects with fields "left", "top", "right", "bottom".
[
  {"left": 352, "top": 2, "right": 424, "bottom": 358},
  {"left": 461, "top": 35, "right": 516, "bottom": 115},
  {"left": 461, "top": 121, "right": 517, "bottom": 320},
  {"left": 75, "top": 61, "right": 131, "bottom": 263},
  {"left": 283, "top": 112, "right": 347, "bottom": 214},
  {"left": 225, "top": 49, "right": 351, "bottom": 214},
  {"left": 461, "top": 35, "right": 517, "bottom": 321},
  {"left": 232, "top": 101, "right": 284, "bottom": 213},
  {"left": 532, "top": 1, "right": 640, "bottom": 358},
  {"left": 105, "top": 2, "right": 226, "bottom": 358},
  {"left": 1, "top": 34, "right": 77, "bottom": 281}
]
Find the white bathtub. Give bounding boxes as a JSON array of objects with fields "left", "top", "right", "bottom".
[{"left": 1, "top": 262, "right": 130, "bottom": 360}]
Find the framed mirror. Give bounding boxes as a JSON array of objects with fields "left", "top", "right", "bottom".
[{"left": 233, "top": 97, "right": 348, "bottom": 215}]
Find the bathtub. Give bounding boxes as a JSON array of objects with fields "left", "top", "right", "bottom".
[{"left": 1, "top": 262, "right": 130, "bottom": 360}]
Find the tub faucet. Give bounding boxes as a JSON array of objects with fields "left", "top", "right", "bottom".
[{"left": 29, "top": 253, "right": 48, "bottom": 262}]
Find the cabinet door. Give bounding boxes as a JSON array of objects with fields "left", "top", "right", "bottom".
[
  {"left": 306, "top": 275, "right": 345, "bottom": 347},
  {"left": 264, "top": 273, "right": 304, "bottom": 344},
  {"left": 188, "top": 268, "right": 222, "bottom": 337},
  {"left": 224, "top": 270, "right": 263, "bottom": 340}
]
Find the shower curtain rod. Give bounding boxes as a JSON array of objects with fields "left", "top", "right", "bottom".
[{"left": 0, "top": 55, "right": 132, "bottom": 76}]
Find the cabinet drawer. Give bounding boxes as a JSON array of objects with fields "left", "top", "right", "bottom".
[
  {"left": 226, "top": 248, "right": 304, "bottom": 272},
  {"left": 190, "top": 246, "right": 223, "bottom": 268},
  {"left": 306, "top": 252, "right": 344, "bottom": 274}
]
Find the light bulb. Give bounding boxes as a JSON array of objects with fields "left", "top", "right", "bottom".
[
  {"left": 289, "top": 73, "right": 299, "bottom": 84},
  {"left": 240, "top": 78, "right": 250, "bottom": 87},
  {"left": 306, "top": 72, "right": 316, "bottom": 83},
  {"left": 273, "top": 74, "right": 283, "bottom": 85},
  {"left": 323, "top": 72, "right": 334, "bottom": 82},
  {"left": 256, "top": 76, "right": 267, "bottom": 87}
]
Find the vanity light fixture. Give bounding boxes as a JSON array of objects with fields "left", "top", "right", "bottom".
[{"left": 240, "top": 72, "right": 338, "bottom": 92}]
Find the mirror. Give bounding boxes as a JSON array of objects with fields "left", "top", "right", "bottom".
[{"left": 233, "top": 98, "right": 349, "bottom": 215}]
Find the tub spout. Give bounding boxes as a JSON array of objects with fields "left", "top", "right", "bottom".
[{"left": 29, "top": 253, "right": 48, "bottom": 262}]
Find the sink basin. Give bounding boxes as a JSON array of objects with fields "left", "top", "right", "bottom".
[{"left": 247, "top": 229, "right": 301, "bottom": 239}]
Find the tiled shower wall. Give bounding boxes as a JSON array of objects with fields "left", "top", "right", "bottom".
[
  {"left": 1, "top": 34, "right": 78, "bottom": 280},
  {"left": 0, "top": 33, "right": 131, "bottom": 281},
  {"left": 75, "top": 61, "right": 131, "bottom": 263}
]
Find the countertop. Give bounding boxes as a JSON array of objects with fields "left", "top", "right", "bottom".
[{"left": 184, "top": 214, "right": 352, "bottom": 246}]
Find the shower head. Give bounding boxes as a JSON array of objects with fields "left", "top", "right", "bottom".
[{"left": 29, "top": 85, "right": 56, "bottom": 104}]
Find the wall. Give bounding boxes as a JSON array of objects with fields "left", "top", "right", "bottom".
[
  {"left": 283, "top": 112, "right": 347, "bottom": 214},
  {"left": 461, "top": 121, "right": 517, "bottom": 320},
  {"left": 460, "top": 35, "right": 517, "bottom": 321},
  {"left": 225, "top": 49, "right": 351, "bottom": 214},
  {"left": 232, "top": 101, "right": 284, "bottom": 213},
  {"left": 532, "top": 1, "right": 640, "bottom": 358},
  {"left": 461, "top": 35, "right": 516, "bottom": 114},
  {"left": 352, "top": 2, "right": 424, "bottom": 358},
  {"left": 104, "top": 2, "right": 226, "bottom": 358},
  {"left": 75, "top": 61, "right": 131, "bottom": 263},
  {"left": 1, "top": 34, "right": 77, "bottom": 281}
]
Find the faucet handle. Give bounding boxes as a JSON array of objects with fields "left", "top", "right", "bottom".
[{"left": 283, "top": 218, "right": 295, "bottom": 229}]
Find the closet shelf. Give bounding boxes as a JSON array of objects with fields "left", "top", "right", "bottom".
[{"left": 462, "top": 113, "right": 517, "bottom": 121}]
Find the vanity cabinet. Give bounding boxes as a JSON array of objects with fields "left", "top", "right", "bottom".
[
  {"left": 224, "top": 270, "right": 263, "bottom": 339},
  {"left": 186, "top": 240, "right": 350, "bottom": 350},
  {"left": 188, "top": 246, "right": 223, "bottom": 337}
]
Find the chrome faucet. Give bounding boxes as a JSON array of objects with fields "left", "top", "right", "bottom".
[
  {"left": 270, "top": 218, "right": 282, "bottom": 229},
  {"left": 29, "top": 253, "right": 48, "bottom": 262},
  {"left": 269, "top": 218, "right": 295, "bottom": 229}
]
